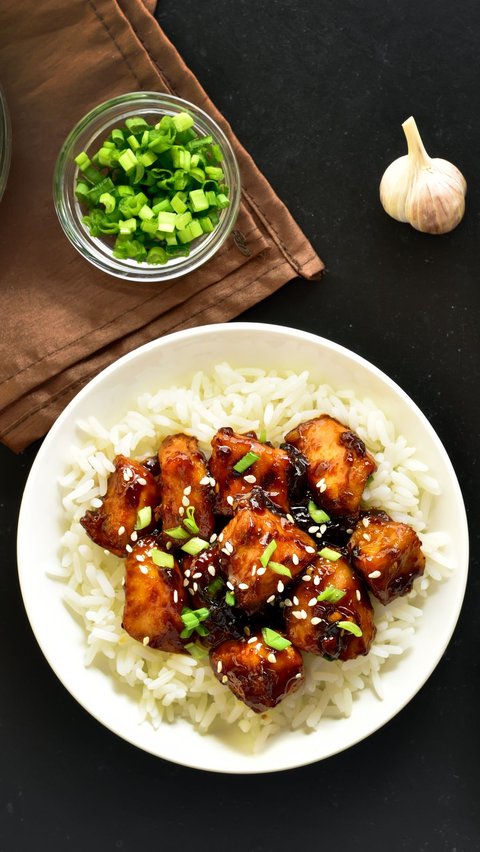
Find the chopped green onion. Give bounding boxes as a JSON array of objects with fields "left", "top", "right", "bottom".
[
  {"left": 134, "top": 506, "right": 152, "bottom": 530},
  {"left": 337, "top": 620, "right": 363, "bottom": 638},
  {"left": 261, "top": 627, "right": 292, "bottom": 651},
  {"left": 189, "top": 188, "right": 209, "bottom": 212},
  {"left": 183, "top": 506, "right": 200, "bottom": 535},
  {"left": 317, "top": 585, "right": 346, "bottom": 603},
  {"left": 233, "top": 451, "right": 260, "bottom": 474},
  {"left": 318, "top": 547, "right": 342, "bottom": 562},
  {"left": 150, "top": 549, "right": 174, "bottom": 569},
  {"left": 180, "top": 606, "right": 210, "bottom": 639},
  {"left": 308, "top": 500, "right": 330, "bottom": 524},
  {"left": 74, "top": 112, "right": 230, "bottom": 265},
  {"left": 225, "top": 590, "right": 235, "bottom": 606},
  {"left": 268, "top": 562, "right": 292, "bottom": 578},
  {"left": 185, "top": 642, "right": 208, "bottom": 660},
  {"left": 164, "top": 525, "right": 190, "bottom": 540},
  {"left": 260, "top": 540, "right": 277, "bottom": 568},
  {"left": 181, "top": 537, "right": 209, "bottom": 556},
  {"left": 207, "top": 577, "right": 225, "bottom": 598},
  {"left": 258, "top": 429, "right": 267, "bottom": 443}
]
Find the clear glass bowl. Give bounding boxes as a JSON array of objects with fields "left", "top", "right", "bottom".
[
  {"left": 0, "top": 85, "right": 12, "bottom": 204},
  {"left": 53, "top": 92, "right": 241, "bottom": 282}
]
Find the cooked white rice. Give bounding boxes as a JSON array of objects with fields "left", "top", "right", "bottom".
[{"left": 56, "top": 363, "right": 452, "bottom": 751}]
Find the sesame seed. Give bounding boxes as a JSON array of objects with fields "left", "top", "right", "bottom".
[
  {"left": 284, "top": 598, "right": 292, "bottom": 607},
  {"left": 121, "top": 577, "right": 125, "bottom": 586},
  {"left": 209, "top": 533, "right": 218, "bottom": 543},
  {"left": 183, "top": 485, "right": 192, "bottom": 496},
  {"left": 277, "top": 580, "right": 284, "bottom": 593},
  {"left": 293, "top": 596, "right": 299, "bottom": 605},
  {"left": 244, "top": 626, "right": 251, "bottom": 636},
  {"left": 313, "top": 575, "right": 320, "bottom": 586},
  {"left": 267, "top": 595, "right": 276, "bottom": 604},
  {"left": 248, "top": 636, "right": 257, "bottom": 644},
  {"left": 130, "top": 531, "right": 138, "bottom": 542},
  {"left": 308, "top": 597, "right": 317, "bottom": 607},
  {"left": 305, "top": 546, "right": 315, "bottom": 554},
  {"left": 217, "top": 660, "right": 222, "bottom": 673},
  {"left": 173, "top": 590, "right": 178, "bottom": 604},
  {"left": 209, "top": 477, "right": 216, "bottom": 487},
  {"left": 123, "top": 468, "right": 133, "bottom": 482},
  {"left": 257, "top": 567, "right": 266, "bottom": 576},
  {"left": 140, "top": 565, "right": 148, "bottom": 575},
  {"left": 320, "top": 483, "right": 327, "bottom": 493},
  {"left": 188, "top": 588, "right": 194, "bottom": 595},
  {"left": 311, "top": 617, "right": 321, "bottom": 626},
  {"left": 221, "top": 675, "right": 228, "bottom": 684},
  {"left": 368, "top": 570, "right": 381, "bottom": 579},
  {"left": 226, "top": 581, "right": 234, "bottom": 591},
  {"left": 166, "top": 541, "right": 172, "bottom": 550},
  {"left": 103, "top": 549, "right": 110, "bottom": 555},
  {"left": 356, "top": 589, "right": 361, "bottom": 601},
  {"left": 199, "top": 476, "right": 210, "bottom": 486},
  {"left": 346, "top": 528, "right": 353, "bottom": 535},
  {"left": 137, "top": 477, "right": 147, "bottom": 486},
  {"left": 117, "top": 525, "right": 126, "bottom": 535},
  {"left": 182, "top": 495, "right": 190, "bottom": 508},
  {"left": 362, "top": 517, "right": 370, "bottom": 527},
  {"left": 295, "top": 672, "right": 302, "bottom": 679},
  {"left": 238, "top": 583, "right": 249, "bottom": 590},
  {"left": 221, "top": 547, "right": 231, "bottom": 556},
  {"left": 315, "top": 478, "right": 325, "bottom": 489},
  {"left": 267, "top": 653, "right": 276, "bottom": 664},
  {"left": 308, "top": 525, "right": 319, "bottom": 534},
  {"left": 142, "top": 636, "right": 150, "bottom": 645},
  {"left": 178, "top": 506, "right": 185, "bottom": 517},
  {"left": 292, "top": 611, "right": 303, "bottom": 619},
  {"left": 193, "top": 582, "right": 198, "bottom": 592},
  {"left": 136, "top": 554, "right": 145, "bottom": 562},
  {"left": 225, "top": 541, "right": 234, "bottom": 554},
  {"left": 300, "top": 609, "right": 307, "bottom": 619},
  {"left": 185, "top": 569, "right": 191, "bottom": 578},
  {"left": 218, "top": 533, "right": 224, "bottom": 543},
  {"left": 193, "top": 572, "right": 202, "bottom": 580},
  {"left": 126, "top": 544, "right": 133, "bottom": 553},
  {"left": 208, "top": 565, "right": 216, "bottom": 577},
  {"left": 320, "top": 524, "right": 327, "bottom": 534},
  {"left": 244, "top": 474, "right": 256, "bottom": 484},
  {"left": 183, "top": 579, "right": 189, "bottom": 587},
  {"left": 292, "top": 554, "right": 300, "bottom": 566},
  {"left": 226, "top": 495, "right": 234, "bottom": 506},
  {"left": 256, "top": 643, "right": 262, "bottom": 651},
  {"left": 302, "top": 575, "right": 310, "bottom": 582},
  {"left": 363, "top": 533, "right": 371, "bottom": 541},
  {"left": 286, "top": 513, "right": 294, "bottom": 524},
  {"left": 251, "top": 564, "right": 257, "bottom": 576}
]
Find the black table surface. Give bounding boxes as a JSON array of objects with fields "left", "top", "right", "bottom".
[{"left": 2, "top": 1, "right": 479, "bottom": 850}]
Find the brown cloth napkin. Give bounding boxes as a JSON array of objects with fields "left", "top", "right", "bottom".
[{"left": 0, "top": 0, "right": 323, "bottom": 452}]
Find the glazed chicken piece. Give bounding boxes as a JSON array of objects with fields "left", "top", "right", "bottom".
[
  {"left": 122, "top": 535, "right": 187, "bottom": 652},
  {"left": 284, "top": 551, "right": 375, "bottom": 660},
  {"left": 157, "top": 433, "right": 215, "bottom": 546},
  {"left": 80, "top": 454, "right": 158, "bottom": 557},
  {"left": 216, "top": 488, "right": 317, "bottom": 613},
  {"left": 285, "top": 414, "right": 376, "bottom": 516},
  {"left": 209, "top": 427, "right": 292, "bottom": 516},
  {"left": 210, "top": 633, "right": 304, "bottom": 712},
  {"left": 347, "top": 511, "right": 426, "bottom": 603}
]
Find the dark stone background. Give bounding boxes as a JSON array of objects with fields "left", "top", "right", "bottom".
[{"left": 1, "top": 1, "right": 479, "bottom": 849}]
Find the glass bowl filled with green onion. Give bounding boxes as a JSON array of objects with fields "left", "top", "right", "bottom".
[{"left": 53, "top": 92, "right": 241, "bottom": 281}]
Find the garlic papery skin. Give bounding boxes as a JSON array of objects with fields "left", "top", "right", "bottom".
[{"left": 380, "top": 116, "right": 467, "bottom": 234}]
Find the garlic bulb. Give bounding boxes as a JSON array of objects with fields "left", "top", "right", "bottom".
[{"left": 380, "top": 116, "right": 466, "bottom": 234}]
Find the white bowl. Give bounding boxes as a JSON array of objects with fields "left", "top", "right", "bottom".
[{"left": 17, "top": 323, "right": 468, "bottom": 773}]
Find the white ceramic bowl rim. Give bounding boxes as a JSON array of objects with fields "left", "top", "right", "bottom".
[{"left": 17, "top": 323, "right": 469, "bottom": 773}]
